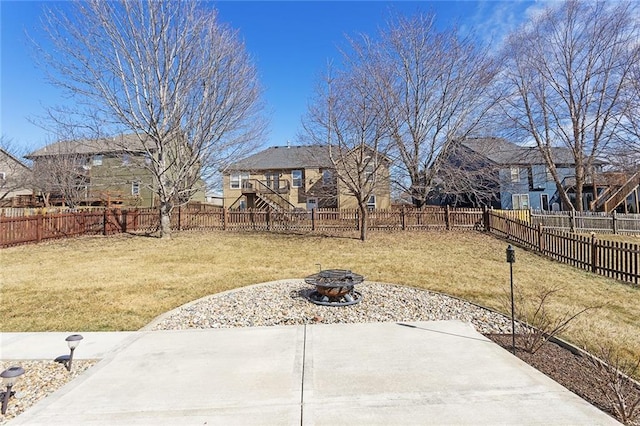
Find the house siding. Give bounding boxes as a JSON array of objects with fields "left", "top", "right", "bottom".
[
  {"left": 223, "top": 146, "right": 391, "bottom": 210},
  {"left": 499, "top": 165, "right": 574, "bottom": 210}
]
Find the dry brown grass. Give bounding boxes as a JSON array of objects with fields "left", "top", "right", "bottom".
[{"left": 1, "top": 230, "right": 638, "bottom": 361}]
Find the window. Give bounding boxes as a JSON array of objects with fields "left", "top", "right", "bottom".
[
  {"left": 292, "top": 170, "right": 303, "bottom": 188},
  {"left": 545, "top": 167, "right": 554, "bottom": 182},
  {"left": 144, "top": 154, "right": 152, "bottom": 165},
  {"left": 0, "top": 172, "right": 5, "bottom": 181},
  {"left": 131, "top": 181, "right": 140, "bottom": 196},
  {"left": 92, "top": 155, "right": 103, "bottom": 166},
  {"left": 510, "top": 167, "right": 520, "bottom": 183},
  {"left": 230, "top": 171, "right": 249, "bottom": 189},
  {"left": 512, "top": 194, "right": 529, "bottom": 210},
  {"left": 540, "top": 194, "right": 549, "bottom": 211},
  {"left": 306, "top": 197, "right": 318, "bottom": 210},
  {"left": 122, "top": 153, "right": 130, "bottom": 165},
  {"left": 265, "top": 172, "right": 280, "bottom": 190},
  {"left": 322, "top": 169, "right": 333, "bottom": 186},
  {"left": 364, "top": 156, "right": 375, "bottom": 181},
  {"left": 367, "top": 194, "right": 376, "bottom": 210}
]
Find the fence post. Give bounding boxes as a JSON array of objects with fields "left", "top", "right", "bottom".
[
  {"left": 401, "top": 207, "right": 406, "bottom": 231},
  {"left": 37, "top": 214, "right": 44, "bottom": 243},
  {"left": 223, "top": 208, "right": 228, "bottom": 231},
  {"left": 591, "top": 233, "right": 598, "bottom": 274},
  {"left": 311, "top": 208, "right": 316, "bottom": 232},
  {"left": 445, "top": 205, "right": 451, "bottom": 230},
  {"left": 612, "top": 211, "right": 618, "bottom": 235},
  {"left": 177, "top": 206, "right": 182, "bottom": 231},
  {"left": 483, "top": 206, "right": 490, "bottom": 232},
  {"left": 266, "top": 208, "right": 271, "bottom": 231},
  {"left": 134, "top": 209, "right": 140, "bottom": 232},
  {"left": 121, "top": 210, "right": 127, "bottom": 233},
  {"left": 103, "top": 209, "right": 108, "bottom": 236},
  {"left": 537, "top": 223, "right": 544, "bottom": 253},
  {"left": 569, "top": 210, "right": 576, "bottom": 233},
  {"left": 355, "top": 210, "right": 359, "bottom": 231}
]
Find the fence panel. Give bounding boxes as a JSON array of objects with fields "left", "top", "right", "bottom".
[
  {"left": 489, "top": 211, "right": 639, "bottom": 285},
  {"left": 531, "top": 210, "right": 640, "bottom": 235},
  {"left": 449, "top": 209, "right": 484, "bottom": 230},
  {"left": 314, "top": 209, "right": 358, "bottom": 232},
  {"left": 403, "top": 208, "right": 447, "bottom": 230},
  {"left": 594, "top": 240, "right": 640, "bottom": 284},
  {"left": 0, "top": 216, "right": 40, "bottom": 247}
]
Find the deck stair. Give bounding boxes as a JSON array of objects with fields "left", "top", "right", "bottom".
[
  {"left": 231, "top": 179, "right": 296, "bottom": 212},
  {"left": 591, "top": 171, "right": 640, "bottom": 213}
]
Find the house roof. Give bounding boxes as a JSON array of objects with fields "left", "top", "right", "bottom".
[
  {"left": 26, "top": 134, "right": 149, "bottom": 158},
  {"left": 226, "top": 145, "right": 333, "bottom": 171},
  {"left": 0, "top": 148, "right": 31, "bottom": 170},
  {"left": 460, "top": 137, "right": 603, "bottom": 166}
]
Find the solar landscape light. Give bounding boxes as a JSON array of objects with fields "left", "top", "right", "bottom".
[
  {"left": 54, "top": 334, "right": 83, "bottom": 372},
  {"left": 1, "top": 366, "right": 25, "bottom": 415},
  {"left": 506, "top": 245, "right": 516, "bottom": 355}
]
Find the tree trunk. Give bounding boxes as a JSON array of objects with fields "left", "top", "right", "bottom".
[
  {"left": 358, "top": 203, "right": 368, "bottom": 242},
  {"left": 159, "top": 200, "right": 172, "bottom": 239}
]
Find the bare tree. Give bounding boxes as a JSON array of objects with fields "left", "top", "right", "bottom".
[
  {"left": 37, "top": 0, "right": 266, "bottom": 237},
  {"left": 304, "top": 61, "right": 392, "bottom": 241},
  {"left": 367, "top": 13, "right": 500, "bottom": 207},
  {"left": 28, "top": 143, "right": 90, "bottom": 208},
  {"left": 500, "top": 0, "right": 640, "bottom": 211},
  {"left": 613, "top": 60, "right": 640, "bottom": 172},
  {"left": 433, "top": 141, "right": 502, "bottom": 208},
  {"left": 0, "top": 136, "right": 32, "bottom": 206}
]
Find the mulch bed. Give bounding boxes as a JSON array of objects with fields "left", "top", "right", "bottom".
[{"left": 486, "top": 334, "right": 640, "bottom": 425}]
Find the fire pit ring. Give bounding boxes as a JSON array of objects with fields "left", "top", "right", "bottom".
[{"left": 304, "top": 269, "right": 364, "bottom": 306}]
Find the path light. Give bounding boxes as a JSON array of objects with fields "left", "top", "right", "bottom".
[
  {"left": 1, "top": 366, "right": 25, "bottom": 415},
  {"left": 506, "top": 245, "right": 516, "bottom": 355},
  {"left": 55, "top": 334, "right": 83, "bottom": 372}
]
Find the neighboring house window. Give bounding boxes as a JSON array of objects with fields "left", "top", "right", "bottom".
[
  {"left": 367, "top": 194, "right": 376, "bottom": 210},
  {"left": 144, "top": 154, "right": 152, "bottom": 165},
  {"left": 0, "top": 172, "right": 5, "bottom": 181},
  {"left": 510, "top": 167, "right": 520, "bottom": 183},
  {"left": 545, "top": 167, "right": 554, "bottom": 182},
  {"left": 122, "top": 153, "right": 130, "bottom": 165},
  {"left": 540, "top": 194, "right": 549, "bottom": 211},
  {"left": 292, "top": 170, "right": 303, "bottom": 188},
  {"left": 265, "top": 172, "right": 280, "bottom": 190},
  {"left": 92, "top": 155, "right": 103, "bottom": 166},
  {"left": 322, "top": 169, "right": 333, "bottom": 186},
  {"left": 512, "top": 194, "right": 529, "bottom": 210},
  {"left": 364, "top": 157, "right": 375, "bottom": 181},
  {"left": 230, "top": 171, "right": 249, "bottom": 189},
  {"left": 131, "top": 181, "right": 140, "bottom": 196}
]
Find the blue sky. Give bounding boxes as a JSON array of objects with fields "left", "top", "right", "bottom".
[{"left": 0, "top": 1, "right": 538, "bottom": 155}]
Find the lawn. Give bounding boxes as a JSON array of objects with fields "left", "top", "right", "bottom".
[{"left": 1, "top": 230, "right": 638, "bottom": 361}]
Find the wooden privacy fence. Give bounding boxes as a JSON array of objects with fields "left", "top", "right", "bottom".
[{"left": 488, "top": 212, "right": 639, "bottom": 285}]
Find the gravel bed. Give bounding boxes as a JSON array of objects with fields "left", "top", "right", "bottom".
[
  {"left": 2, "top": 280, "right": 511, "bottom": 424},
  {"left": 150, "top": 280, "right": 514, "bottom": 334},
  {"left": 0, "top": 360, "right": 96, "bottom": 425}
]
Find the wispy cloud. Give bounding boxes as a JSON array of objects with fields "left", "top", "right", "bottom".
[{"left": 460, "top": 1, "right": 549, "bottom": 50}]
